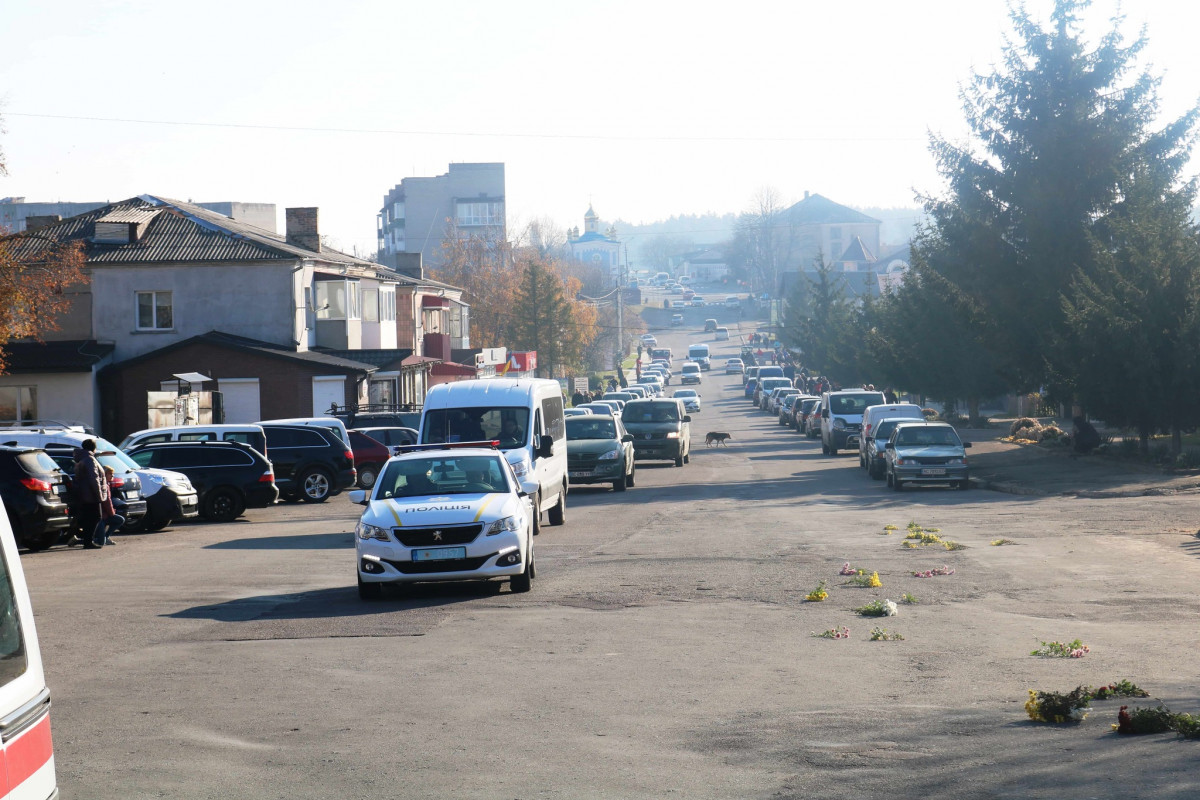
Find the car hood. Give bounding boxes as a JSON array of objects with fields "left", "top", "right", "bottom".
[
  {"left": 567, "top": 438, "right": 622, "bottom": 454},
  {"left": 893, "top": 445, "right": 965, "bottom": 457},
  {"left": 365, "top": 493, "right": 519, "bottom": 527}
]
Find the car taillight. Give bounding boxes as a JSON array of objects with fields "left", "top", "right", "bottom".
[
  {"left": 258, "top": 471, "right": 275, "bottom": 483},
  {"left": 110, "top": 476, "right": 126, "bottom": 489},
  {"left": 20, "top": 477, "right": 51, "bottom": 493}
]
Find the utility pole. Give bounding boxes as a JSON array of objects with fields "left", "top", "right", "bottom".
[{"left": 615, "top": 244, "right": 626, "bottom": 371}]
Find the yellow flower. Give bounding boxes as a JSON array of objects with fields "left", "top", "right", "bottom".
[{"left": 868, "top": 571, "right": 882, "bottom": 588}]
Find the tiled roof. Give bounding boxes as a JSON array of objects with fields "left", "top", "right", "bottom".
[
  {"left": 783, "top": 193, "right": 881, "bottom": 225},
  {"left": 0, "top": 340, "right": 114, "bottom": 373}
]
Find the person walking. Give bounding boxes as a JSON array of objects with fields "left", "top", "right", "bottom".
[
  {"left": 93, "top": 465, "right": 125, "bottom": 547},
  {"left": 72, "top": 439, "right": 107, "bottom": 551}
]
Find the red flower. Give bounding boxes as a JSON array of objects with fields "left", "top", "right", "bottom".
[{"left": 1117, "top": 705, "right": 1133, "bottom": 734}]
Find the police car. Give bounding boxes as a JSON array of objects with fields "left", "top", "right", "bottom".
[{"left": 349, "top": 443, "right": 538, "bottom": 600}]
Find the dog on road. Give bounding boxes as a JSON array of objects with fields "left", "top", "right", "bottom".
[{"left": 706, "top": 431, "right": 732, "bottom": 447}]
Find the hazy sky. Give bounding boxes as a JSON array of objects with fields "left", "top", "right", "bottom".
[{"left": 2, "top": 0, "right": 1198, "bottom": 256}]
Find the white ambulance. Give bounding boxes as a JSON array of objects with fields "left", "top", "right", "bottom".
[{"left": 0, "top": 501, "right": 57, "bottom": 799}]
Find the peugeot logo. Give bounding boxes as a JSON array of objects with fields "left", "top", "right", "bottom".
[{"left": 432, "top": 531, "right": 443, "bottom": 541}]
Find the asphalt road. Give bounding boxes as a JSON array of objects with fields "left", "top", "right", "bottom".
[{"left": 25, "top": 295, "right": 1200, "bottom": 799}]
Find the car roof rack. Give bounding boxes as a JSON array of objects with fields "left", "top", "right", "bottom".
[{"left": 392, "top": 440, "right": 500, "bottom": 455}]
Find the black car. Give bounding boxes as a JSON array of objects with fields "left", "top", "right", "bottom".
[
  {"left": 333, "top": 410, "right": 422, "bottom": 431},
  {"left": 0, "top": 446, "right": 71, "bottom": 551},
  {"left": 260, "top": 424, "right": 356, "bottom": 502},
  {"left": 125, "top": 441, "right": 279, "bottom": 522}
]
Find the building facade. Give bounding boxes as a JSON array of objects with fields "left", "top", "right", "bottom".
[
  {"left": 567, "top": 205, "right": 621, "bottom": 285},
  {"left": 0, "top": 197, "right": 277, "bottom": 233},
  {"left": 377, "top": 163, "right": 506, "bottom": 271}
]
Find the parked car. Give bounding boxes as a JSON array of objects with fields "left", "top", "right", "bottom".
[
  {"left": 789, "top": 396, "right": 820, "bottom": 433},
  {"left": 624, "top": 385, "right": 649, "bottom": 399},
  {"left": 725, "top": 358, "right": 745, "bottom": 375},
  {"left": 820, "top": 390, "right": 886, "bottom": 455},
  {"left": 565, "top": 414, "right": 636, "bottom": 492},
  {"left": 119, "top": 423, "right": 267, "bottom": 454},
  {"left": 352, "top": 426, "right": 419, "bottom": 449},
  {"left": 704, "top": 319, "right": 718, "bottom": 332},
  {"left": 636, "top": 376, "right": 664, "bottom": 396},
  {"left": 714, "top": 327, "right": 729, "bottom": 341},
  {"left": 768, "top": 387, "right": 801, "bottom": 414},
  {"left": 621, "top": 398, "right": 692, "bottom": 467},
  {"left": 333, "top": 409, "right": 422, "bottom": 431},
  {"left": 863, "top": 418, "right": 909, "bottom": 479},
  {"left": 859, "top": 404, "right": 925, "bottom": 470},
  {"left": 670, "top": 313, "right": 684, "bottom": 326},
  {"left": 673, "top": 389, "right": 702, "bottom": 413},
  {"left": 778, "top": 394, "right": 802, "bottom": 426},
  {"left": 564, "top": 408, "right": 592, "bottom": 417},
  {"left": 885, "top": 421, "right": 972, "bottom": 491},
  {"left": 804, "top": 400, "right": 824, "bottom": 438},
  {"left": 125, "top": 441, "right": 279, "bottom": 522},
  {"left": 348, "top": 447, "right": 537, "bottom": 599},
  {"left": 756, "top": 378, "right": 793, "bottom": 409},
  {"left": 348, "top": 430, "right": 392, "bottom": 489},
  {"left": 641, "top": 334, "right": 658, "bottom": 347},
  {"left": 0, "top": 445, "right": 70, "bottom": 551},
  {"left": 578, "top": 401, "right": 621, "bottom": 418},
  {"left": 260, "top": 423, "right": 356, "bottom": 503},
  {"left": 602, "top": 391, "right": 637, "bottom": 405}
]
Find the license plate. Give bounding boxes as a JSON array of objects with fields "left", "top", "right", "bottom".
[
  {"left": 569, "top": 471, "right": 593, "bottom": 478},
  {"left": 412, "top": 547, "right": 466, "bottom": 562},
  {"left": 921, "top": 468, "right": 946, "bottom": 476}
]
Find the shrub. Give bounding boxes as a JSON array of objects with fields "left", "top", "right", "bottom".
[
  {"left": 922, "top": 408, "right": 939, "bottom": 420},
  {"left": 1175, "top": 448, "right": 1200, "bottom": 470},
  {"left": 1010, "top": 417, "right": 1039, "bottom": 437},
  {"left": 1150, "top": 442, "right": 1172, "bottom": 464}
]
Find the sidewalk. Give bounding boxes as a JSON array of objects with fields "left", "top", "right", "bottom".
[{"left": 960, "top": 431, "right": 1200, "bottom": 497}]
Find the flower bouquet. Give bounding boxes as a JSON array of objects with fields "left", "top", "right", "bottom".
[
  {"left": 1025, "top": 687, "right": 1091, "bottom": 723},
  {"left": 1030, "top": 639, "right": 1089, "bottom": 658},
  {"left": 855, "top": 599, "right": 898, "bottom": 617},
  {"left": 805, "top": 580, "right": 829, "bottom": 602},
  {"left": 812, "top": 626, "right": 850, "bottom": 639},
  {"left": 1089, "top": 680, "right": 1149, "bottom": 700},
  {"left": 912, "top": 565, "right": 954, "bottom": 578},
  {"left": 839, "top": 562, "right": 859, "bottom": 575},
  {"left": 843, "top": 571, "right": 882, "bottom": 588},
  {"left": 869, "top": 627, "right": 903, "bottom": 641}
]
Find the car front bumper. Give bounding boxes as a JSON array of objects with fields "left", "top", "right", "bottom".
[
  {"left": 357, "top": 530, "right": 528, "bottom": 585},
  {"left": 568, "top": 459, "right": 625, "bottom": 484},
  {"left": 893, "top": 465, "right": 969, "bottom": 484},
  {"left": 631, "top": 440, "right": 684, "bottom": 460}
]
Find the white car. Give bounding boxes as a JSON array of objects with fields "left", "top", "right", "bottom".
[
  {"left": 641, "top": 334, "right": 657, "bottom": 347},
  {"left": 725, "top": 358, "right": 745, "bottom": 375},
  {"left": 673, "top": 389, "right": 702, "bottom": 413},
  {"left": 350, "top": 447, "right": 537, "bottom": 599}
]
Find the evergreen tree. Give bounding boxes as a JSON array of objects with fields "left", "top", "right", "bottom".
[
  {"left": 509, "top": 254, "right": 590, "bottom": 378},
  {"left": 783, "top": 256, "right": 860, "bottom": 383},
  {"left": 922, "top": 0, "right": 1191, "bottom": 393}
]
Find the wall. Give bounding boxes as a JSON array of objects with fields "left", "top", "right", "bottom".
[
  {"left": 0, "top": 372, "right": 98, "bottom": 428},
  {"left": 91, "top": 262, "right": 299, "bottom": 360}
]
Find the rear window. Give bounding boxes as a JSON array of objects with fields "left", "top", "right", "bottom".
[
  {"left": 265, "top": 427, "right": 328, "bottom": 448},
  {"left": 828, "top": 393, "right": 885, "bottom": 415},
  {"left": 15, "top": 450, "right": 60, "bottom": 475}
]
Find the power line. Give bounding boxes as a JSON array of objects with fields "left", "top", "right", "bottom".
[{"left": 4, "top": 111, "right": 926, "bottom": 144}]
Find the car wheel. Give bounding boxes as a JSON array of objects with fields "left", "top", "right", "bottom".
[
  {"left": 358, "top": 573, "right": 383, "bottom": 601},
  {"left": 510, "top": 545, "right": 534, "bottom": 593},
  {"left": 203, "top": 488, "right": 244, "bottom": 523},
  {"left": 674, "top": 454, "right": 684, "bottom": 467},
  {"left": 870, "top": 463, "right": 884, "bottom": 481},
  {"left": 612, "top": 474, "right": 626, "bottom": 492},
  {"left": 892, "top": 474, "right": 904, "bottom": 492},
  {"left": 626, "top": 463, "right": 635, "bottom": 488},
  {"left": 958, "top": 479, "right": 970, "bottom": 490},
  {"left": 120, "top": 513, "right": 150, "bottom": 534},
  {"left": 821, "top": 442, "right": 830, "bottom": 455},
  {"left": 357, "top": 463, "right": 381, "bottom": 490},
  {"left": 299, "top": 468, "right": 332, "bottom": 503},
  {"left": 683, "top": 451, "right": 690, "bottom": 464},
  {"left": 147, "top": 515, "right": 173, "bottom": 532},
  {"left": 548, "top": 486, "right": 566, "bottom": 526},
  {"left": 531, "top": 492, "right": 541, "bottom": 536}
]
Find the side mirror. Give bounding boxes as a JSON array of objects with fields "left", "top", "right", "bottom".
[
  {"left": 884, "top": 442, "right": 894, "bottom": 450},
  {"left": 822, "top": 409, "right": 829, "bottom": 418},
  {"left": 963, "top": 442, "right": 972, "bottom": 448},
  {"left": 682, "top": 415, "right": 692, "bottom": 423},
  {"left": 519, "top": 478, "right": 540, "bottom": 497},
  {"left": 621, "top": 434, "right": 634, "bottom": 443},
  {"left": 348, "top": 489, "right": 369, "bottom": 506},
  {"left": 536, "top": 435, "right": 554, "bottom": 459}
]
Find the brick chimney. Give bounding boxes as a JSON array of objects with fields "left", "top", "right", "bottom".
[
  {"left": 24, "top": 215, "right": 61, "bottom": 232},
  {"left": 285, "top": 207, "right": 321, "bottom": 253}
]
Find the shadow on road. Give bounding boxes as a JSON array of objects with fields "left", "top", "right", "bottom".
[{"left": 204, "top": 532, "right": 354, "bottom": 550}]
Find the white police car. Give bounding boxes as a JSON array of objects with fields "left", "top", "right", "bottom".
[{"left": 349, "top": 445, "right": 538, "bottom": 599}]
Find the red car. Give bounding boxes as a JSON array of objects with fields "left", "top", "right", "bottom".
[{"left": 347, "top": 430, "right": 391, "bottom": 489}]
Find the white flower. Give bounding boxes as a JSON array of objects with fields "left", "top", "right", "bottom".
[{"left": 883, "top": 600, "right": 899, "bottom": 617}]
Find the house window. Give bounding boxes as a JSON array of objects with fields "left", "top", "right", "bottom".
[
  {"left": 0, "top": 386, "right": 37, "bottom": 422},
  {"left": 363, "top": 289, "right": 379, "bottom": 322},
  {"left": 381, "top": 289, "right": 396, "bottom": 322},
  {"left": 136, "top": 291, "right": 173, "bottom": 330},
  {"left": 455, "top": 201, "right": 503, "bottom": 227},
  {"left": 315, "top": 280, "right": 360, "bottom": 320},
  {"left": 393, "top": 202, "right": 405, "bottom": 220}
]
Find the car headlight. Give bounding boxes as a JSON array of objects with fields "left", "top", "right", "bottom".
[
  {"left": 483, "top": 515, "right": 520, "bottom": 536},
  {"left": 356, "top": 522, "right": 390, "bottom": 541},
  {"left": 597, "top": 448, "right": 622, "bottom": 460},
  {"left": 509, "top": 456, "right": 531, "bottom": 478},
  {"left": 833, "top": 418, "right": 846, "bottom": 430},
  {"left": 664, "top": 431, "right": 680, "bottom": 439},
  {"left": 948, "top": 457, "right": 967, "bottom": 466}
]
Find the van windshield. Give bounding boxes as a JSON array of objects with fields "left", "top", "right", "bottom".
[
  {"left": 829, "top": 393, "right": 885, "bottom": 415},
  {"left": 624, "top": 403, "right": 680, "bottom": 423},
  {"left": 422, "top": 407, "right": 530, "bottom": 448}
]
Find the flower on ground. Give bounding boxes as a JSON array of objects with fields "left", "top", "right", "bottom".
[
  {"left": 913, "top": 565, "right": 954, "bottom": 578},
  {"left": 812, "top": 626, "right": 850, "bottom": 639},
  {"left": 839, "top": 562, "right": 857, "bottom": 575}
]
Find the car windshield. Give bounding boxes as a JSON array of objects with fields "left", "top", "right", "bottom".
[
  {"left": 829, "top": 393, "right": 885, "bottom": 415},
  {"left": 895, "top": 427, "right": 961, "bottom": 447},
  {"left": 378, "top": 455, "right": 510, "bottom": 498},
  {"left": 675, "top": 390, "right": 696, "bottom": 398},
  {"left": 566, "top": 418, "right": 617, "bottom": 440},
  {"left": 421, "top": 407, "right": 530, "bottom": 447},
  {"left": 800, "top": 399, "right": 819, "bottom": 413},
  {"left": 624, "top": 403, "right": 680, "bottom": 423}
]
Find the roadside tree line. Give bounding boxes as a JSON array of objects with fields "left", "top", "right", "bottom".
[{"left": 785, "top": 0, "right": 1200, "bottom": 455}]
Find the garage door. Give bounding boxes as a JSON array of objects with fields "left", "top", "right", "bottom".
[
  {"left": 218, "top": 379, "right": 260, "bottom": 423},
  {"left": 312, "top": 376, "right": 346, "bottom": 417}
]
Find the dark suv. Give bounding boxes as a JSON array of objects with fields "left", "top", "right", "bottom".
[
  {"left": 260, "top": 424, "right": 356, "bottom": 502},
  {"left": 125, "top": 441, "right": 278, "bottom": 522},
  {"left": 0, "top": 446, "right": 71, "bottom": 551}
]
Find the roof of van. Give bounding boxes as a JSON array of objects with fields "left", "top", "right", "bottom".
[{"left": 422, "top": 378, "right": 562, "bottom": 409}]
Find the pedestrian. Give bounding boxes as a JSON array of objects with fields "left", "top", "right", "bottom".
[
  {"left": 72, "top": 439, "right": 107, "bottom": 551},
  {"left": 94, "top": 465, "right": 125, "bottom": 547},
  {"left": 884, "top": 387, "right": 898, "bottom": 404},
  {"left": 572, "top": 390, "right": 586, "bottom": 407}
]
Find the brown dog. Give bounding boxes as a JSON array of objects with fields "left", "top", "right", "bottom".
[{"left": 705, "top": 431, "right": 732, "bottom": 447}]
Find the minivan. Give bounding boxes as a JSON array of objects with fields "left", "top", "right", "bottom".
[
  {"left": 120, "top": 424, "right": 267, "bottom": 456},
  {"left": 125, "top": 441, "right": 278, "bottom": 522},
  {"left": 820, "top": 390, "right": 886, "bottom": 455},
  {"left": 621, "top": 398, "right": 692, "bottom": 467},
  {"left": 0, "top": 500, "right": 57, "bottom": 797},
  {"left": 419, "top": 379, "right": 568, "bottom": 533}
]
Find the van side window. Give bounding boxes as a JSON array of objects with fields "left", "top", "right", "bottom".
[
  {"left": 0, "top": 547, "right": 28, "bottom": 686},
  {"left": 178, "top": 432, "right": 216, "bottom": 442},
  {"left": 540, "top": 397, "right": 564, "bottom": 442}
]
